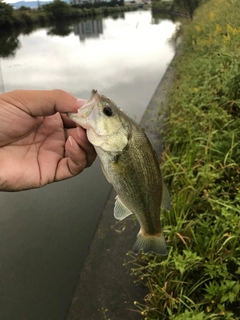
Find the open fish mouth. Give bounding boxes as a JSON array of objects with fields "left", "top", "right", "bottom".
[{"left": 67, "top": 98, "right": 97, "bottom": 129}]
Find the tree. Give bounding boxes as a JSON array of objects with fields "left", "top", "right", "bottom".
[
  {"left": 173, "top": 0, "right": 200, "bottom": 18},
  {"left": 0, "top": 2, "right": 14, "bottom": 26},
  {"left": 0, "top": 30, "right": 20, "bottom": 57},
  {"left": 42, "top": 0, "right": 71, "bottom": 19}
]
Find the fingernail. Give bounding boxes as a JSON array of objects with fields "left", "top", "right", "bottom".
[
  {"left": 68, "top": 136, "right": 73, "bottom": 147},
  {"left": 68, "top": 136, "right": 80, "bottom": 151},
  {"left": 77, "top": 98, "right": 87, "bottom": 107},
  {"left": 76, "top": 126, "right": 82, "bottom": 140}
]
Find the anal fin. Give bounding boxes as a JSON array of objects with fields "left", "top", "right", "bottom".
[{"left": 114, "top": 197, "right": 133, "bottom": 221}]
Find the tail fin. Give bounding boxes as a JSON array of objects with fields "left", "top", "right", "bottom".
[{"left": 132, "top": 232, "right": 167, "bottom": 256}]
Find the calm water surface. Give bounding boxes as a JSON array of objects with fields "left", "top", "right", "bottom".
[
  {"left": 1, "top": 10, "right": 176, "bottom": 120},
  {"left": 0, "top": 10, "right": 177, "bottom": 320}
]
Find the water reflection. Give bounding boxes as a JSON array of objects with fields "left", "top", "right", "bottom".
[
  {"left": 151, "top": 10, "right": 183, "bottom": 23},
  {"left": 1, "top": 10, "right": 177, "bottom": 121},
  {"left": 0, "top": 30, "right": 20, "bottom": 58},
  {"left": 0, "top": 60, "right": 4, "bottom": 93},
  {"left": 74, "top": 19, "right": 103, "bottom": 41},
  {"left": 47, "top": 23, "right": 74, "bottom": 37}
]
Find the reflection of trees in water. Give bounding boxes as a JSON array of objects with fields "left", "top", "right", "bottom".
[
  {"left": 20, "top": 24, "right": 39, "bottom": 36},
  {"left": 0, "top": 24, "right": 39, "bottom": 58},
  {"left": 151, "top": 12, "right": 181, "bottom": 24},
  {"left": 111, "top": 12, "right": 125, "bottom": 20},
  {"left": 0, "top": 14, "right": 125, "bottom": 57},
  {"left": 0, "top": 21, "right": 76, "bottom": 58},
  {"left": 0, "top": 30, "right": 20, "bottom": 58},
  {"left": 0, "top": 29, "right": 21, "bottom": 93},
  {"left": 167, "top": 22, "right": 182, "bottom": 50},
  {"left": 47, "top": 23, "right": 74, "bottom": 37},
  {"left": 151, "top": 13, "right": 182, "bottom": 50}
]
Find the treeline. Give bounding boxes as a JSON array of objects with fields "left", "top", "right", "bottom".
[
  {"left": 71, "top": 0, "right": 124, "bottom": 9},
  {"left": 0, "top": 0, "right": 136, "bottom": 28},
  {"left": 152, "top": 0, "right": 206, "bottom": 18}
]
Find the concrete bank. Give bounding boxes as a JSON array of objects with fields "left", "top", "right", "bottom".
[{"left": 65, "top": 50, "right": 179, "bottom": 320}]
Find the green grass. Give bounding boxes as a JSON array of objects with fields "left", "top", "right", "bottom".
[{"left": 130, "top": 0, "right": 240, "bottom": 319}]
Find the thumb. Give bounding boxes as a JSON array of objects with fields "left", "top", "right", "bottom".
[{"left": 2, "top": 89, "right": 86, "bottom": 117}]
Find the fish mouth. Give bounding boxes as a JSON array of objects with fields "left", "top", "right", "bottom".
[
  {"left": 67, "top": 91, "right": 99, "bottom": 129},
  {"left": 67, "top": 112, "right": 87, "bottom": 128}
]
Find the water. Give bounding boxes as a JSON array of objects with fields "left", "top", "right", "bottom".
[
  {"left": 0, "top": 10, "right": 177, "bottom": 320},
  {"left": 0, "top": 11, "right": 176, "bottom": 120}
]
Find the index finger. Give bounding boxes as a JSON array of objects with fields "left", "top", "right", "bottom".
[{"left": 1, "top": 89, "right": 86, "bottom": 117}]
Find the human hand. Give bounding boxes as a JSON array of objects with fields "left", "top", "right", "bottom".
[{"left": 0, "top": 90, "right": 96, "bottom": 191}]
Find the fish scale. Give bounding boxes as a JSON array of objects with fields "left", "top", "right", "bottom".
[{"left": 109, "top": 127, "right": 162, "bottom": 235}]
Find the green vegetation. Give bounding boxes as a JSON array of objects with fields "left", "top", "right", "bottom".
[
  {"left": 152, "top": 0, "right": 205, "bottom": 17},
  {"left": 152, "top": 0, "right": 173, "bottom": 12},
  {"left": 131, "top": 0, "right": 240, "bottom": 318},
  {"left": 0, "top": 0, "right": 137, "bottom": 28}
]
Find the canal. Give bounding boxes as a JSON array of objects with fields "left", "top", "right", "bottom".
[{"left": 0, "top": 10, "right": 177, "bottom": 320}]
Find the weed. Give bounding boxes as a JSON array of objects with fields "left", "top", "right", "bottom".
[{"left": 131, "top": 0, "right": 240, "bottom": 319}]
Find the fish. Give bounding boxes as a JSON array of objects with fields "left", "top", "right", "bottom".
[{"left": 68, "top": 90, "right": 170, "bottom": 255}]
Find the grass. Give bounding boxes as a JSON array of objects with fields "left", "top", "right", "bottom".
[{"left": 129, "top": 0, "right": 240, "bottom": 319}]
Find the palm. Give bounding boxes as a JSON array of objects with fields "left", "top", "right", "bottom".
[
  {"left": 0, "top": 89, "right": 96, "bottom": 191},
  {"left": 0, "top": 109, "right": 67, "bottom": 189},
  {"left": 0, "top": 101, "right": 94, "bottom": 191}
]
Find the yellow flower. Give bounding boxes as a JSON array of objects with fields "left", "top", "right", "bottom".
[
  {"left": 215, "top": 24, "right": 222, "bottom": 33},
  {"left": 209, "top": 12, "right": 215, "bottom": 21},
  {"left": 223, "top": 34, "right": 230, "bottom": 42},
  {"left": 193, "top": 88, "right": 199, "bottom": 92},
  {"left": 195, "top": 25, "right": 201, "bottom": 32},
  {"left": 227, "top": 24, "right": 239, "bottom": 35}
]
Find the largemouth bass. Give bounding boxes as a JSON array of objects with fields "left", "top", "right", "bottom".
[{"left": 68, "top": 90, "right": 170, "bottom": 255}]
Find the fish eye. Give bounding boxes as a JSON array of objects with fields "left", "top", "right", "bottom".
[{"left": 103, "top": 107, "right": 113, "bottom": 117}]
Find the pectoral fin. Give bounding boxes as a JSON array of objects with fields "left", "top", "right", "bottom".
[
  {"left": 161, "top": 182, "right": 171, "bottom": 212},
  {"left": 114, "top": 197, "right": 133, "bottom": 221}
]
